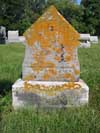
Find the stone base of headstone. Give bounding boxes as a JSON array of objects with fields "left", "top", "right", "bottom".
[
  {"left": 12, "top": 79, "right": 89, "bottom": 109},
  {"left": 79, "top": 42, "right": 91, "bottom": 48}
]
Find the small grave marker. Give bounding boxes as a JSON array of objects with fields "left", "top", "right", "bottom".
[
  {"left": 80, "top": 33, "right": 91, "bottom": 48},
  {"left": 7, "top": 30, "right": 19, "bottom": 43},
  {"left": 90, "top": 36, "right": 98, "bottom": 44}
]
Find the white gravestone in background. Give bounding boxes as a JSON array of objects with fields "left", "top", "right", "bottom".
[
  {"left": 80, "top": 34, "right": 91, "bottom": 48},
  {"left": 7, "top": 30, "right": 19, "bottom": 43},
  {"left": 90, "top": 36, "right": 98, "bottom": 44}
]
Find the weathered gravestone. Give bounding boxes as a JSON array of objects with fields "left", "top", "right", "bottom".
[
  {"left": 0, "top": 26, "right": 6, "bottom": 44},
  {"left": 7, "top": 30, "right": 19, "bottom": 43},
  {"left": 12, "top": 6, "right": 89, "bottom": 109},
  {"left": 80, "top": 34, "right": 91, "bottom": 48},
  {"left": 90, "top": 36, "right": 98, "bottom": 44}
]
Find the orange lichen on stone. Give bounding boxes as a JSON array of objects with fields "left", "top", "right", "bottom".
[
  {"left": 30, "top": 63, "right": 46, "bottom": 72},
  {"left": 48, "top": 68, "right": 57, "bottom": 75},
  {"left": 72, "top": 64, "right": 80, "bottom": 75},
  {"left": 54, "top": 56, "right": 61, "bottom": 62},
  {"left": 23, "top": 6, "right": 80, "bottom": 48},
  {"left": 53, "top": 47, "right": 62, "bottom": 53},
  {"left": 43, "top": 69, "right": 57, "bottom": 80},
  {"left": 43, "top": 73, "right": 51, "bottom": 80},
  {"left": 65, "top": 55, "right": 72, "bottom": 62},
  {"left": 46, "top": 61, "right": 56, "bottom": 68},
  {"left": 64, "top": 73, "right": 75, "bottom": 81},
  {"left": 23, "top": 74, "right": 35, "bottom": 81},
  {"left": 74, "top": 69, "right": 80, "bottom": 75},
  {"left": 23, "top": 81, "right": 81, "bottom": 96},
  {"left": 64, "top": 73, "right": 72, "bottom": 79},
  {"left": 31, "top": 60, "right": 56, "bottom": 73}
]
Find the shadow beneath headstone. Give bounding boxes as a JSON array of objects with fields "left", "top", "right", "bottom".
[
  {"left": 0, "top": 72, "right": 22, "bottom": 96},
  {"left": 0, "top": 80, "right": 13, "bottom": 96}
]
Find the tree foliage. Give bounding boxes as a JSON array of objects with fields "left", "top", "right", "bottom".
[
  {"left": 81, "top": 0, "right": 100, "bottom": 35},
  {"left": 0, "top": 0, "right": 100, "bottom": 35}
]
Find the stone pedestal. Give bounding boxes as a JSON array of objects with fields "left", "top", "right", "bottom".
[{"left": 12, "top": 79, "right": 89, "bottom": 109}]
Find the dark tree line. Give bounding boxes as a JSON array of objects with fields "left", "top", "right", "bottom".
[{"left": 0, "top": 0, "right": 100, "bottom": 35}]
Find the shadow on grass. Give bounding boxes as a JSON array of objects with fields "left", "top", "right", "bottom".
[
  {"left": 0, "top": 80, "right": 14, "bottom": 121},
  {"left": 0, "top": 80, "right": 13, "bottom": 96},
  {"left": 0, "top": 73, "right": 22, "bottom": 96}
]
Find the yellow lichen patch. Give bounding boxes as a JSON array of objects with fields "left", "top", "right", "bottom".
[
  {"left": 54, "top": 56, "right": 61, "bottom": 62},
  {"left": 43, "top": 73, "right": 51, "bottom": 80},
  {"left": 65, "top": 55, "right": 72, "bottom": 62},
  {"left": 54, "top": 47, "right": 62, "bottom": 54},
  {"left": 30, "top": 66, "right": 41, "bottom": 73},
  {"left": 65, "top": 47, "right": 74, "bottom": 52},
  {"left": 33, "top": 55, "right": 45, "bottom": 62},
  {"left": 74, "top": 69, "right": 80, "bottom": 75},
  {"left": 23, "top": 81, "right": 81, "bottom": 96},
  {"left": 23, "top": 74, "right": 35, "bottom": 81},
  {"left": 46, "top": 61, "right": 56, "bottom": 68},
  {"left": 23, "top": 6, "right": 80, "bottom": 47},
  {"left": 72, "top": 64, "right": 80, "bottom": 75},
  {"left": 43, "top": 69, "right": 57, "bottom": 80},
  {"left": 33, "top": 51, "right": 46, "bottom": 58},
  {"left": 48, "top": 68, "right": 57, "bottom": 76},
  {"left": 24, "top": 81, "right": 33, "bottom": 91},
  {"left": 63, "top": 82, "right": 75, "bottom": 89},
  {"left": 30, "top": 62, "right": 46, "bottom": 72},
  {"left": 31, "top": 60, "right": 56, "bottom": 73},
  {"left": 64, "top": 73, "right": 76, "bottom": 81},
  {"left": 64, "top": 73, "right": 72, "bottom": 79}
]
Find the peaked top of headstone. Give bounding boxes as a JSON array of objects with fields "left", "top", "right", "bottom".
[{"left": 24, "top": 5, "right": 80, "bottom": 47}]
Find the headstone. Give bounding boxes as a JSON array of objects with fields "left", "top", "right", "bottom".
[
  {"left": 80, "top": 33, "right": 91, "bottom": 48},
  {"left": 12, "top": 6, "right": 89, "bottom": 109},
  {"left": 0, "top": 26, "right": 6, "bottom": 44},
  {"left": 90, "top": 36, "right": 98, "bottom": 44},
  {"left": 80, "top": 34, "right": 90, "bottom": 40},
  {"left": 7, "top": 30, "right": 19, "bottom": 43},
  {"left": 80, "top": 41, "right": 91, "bottom": 48}
]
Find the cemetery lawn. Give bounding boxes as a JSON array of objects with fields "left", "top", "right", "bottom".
[{"left": 0, "top": 42, "right": 100, "bottom": 133}]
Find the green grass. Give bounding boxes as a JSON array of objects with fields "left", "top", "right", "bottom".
[
  {"left": 0, "top": 43, "right": 100, "bottom": 133},
  {"left": 0, "top": 43, "right": 25, "bottom": 117},
  {"left": 0, "top": 107, "right": 100, "bottom": 133}
]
